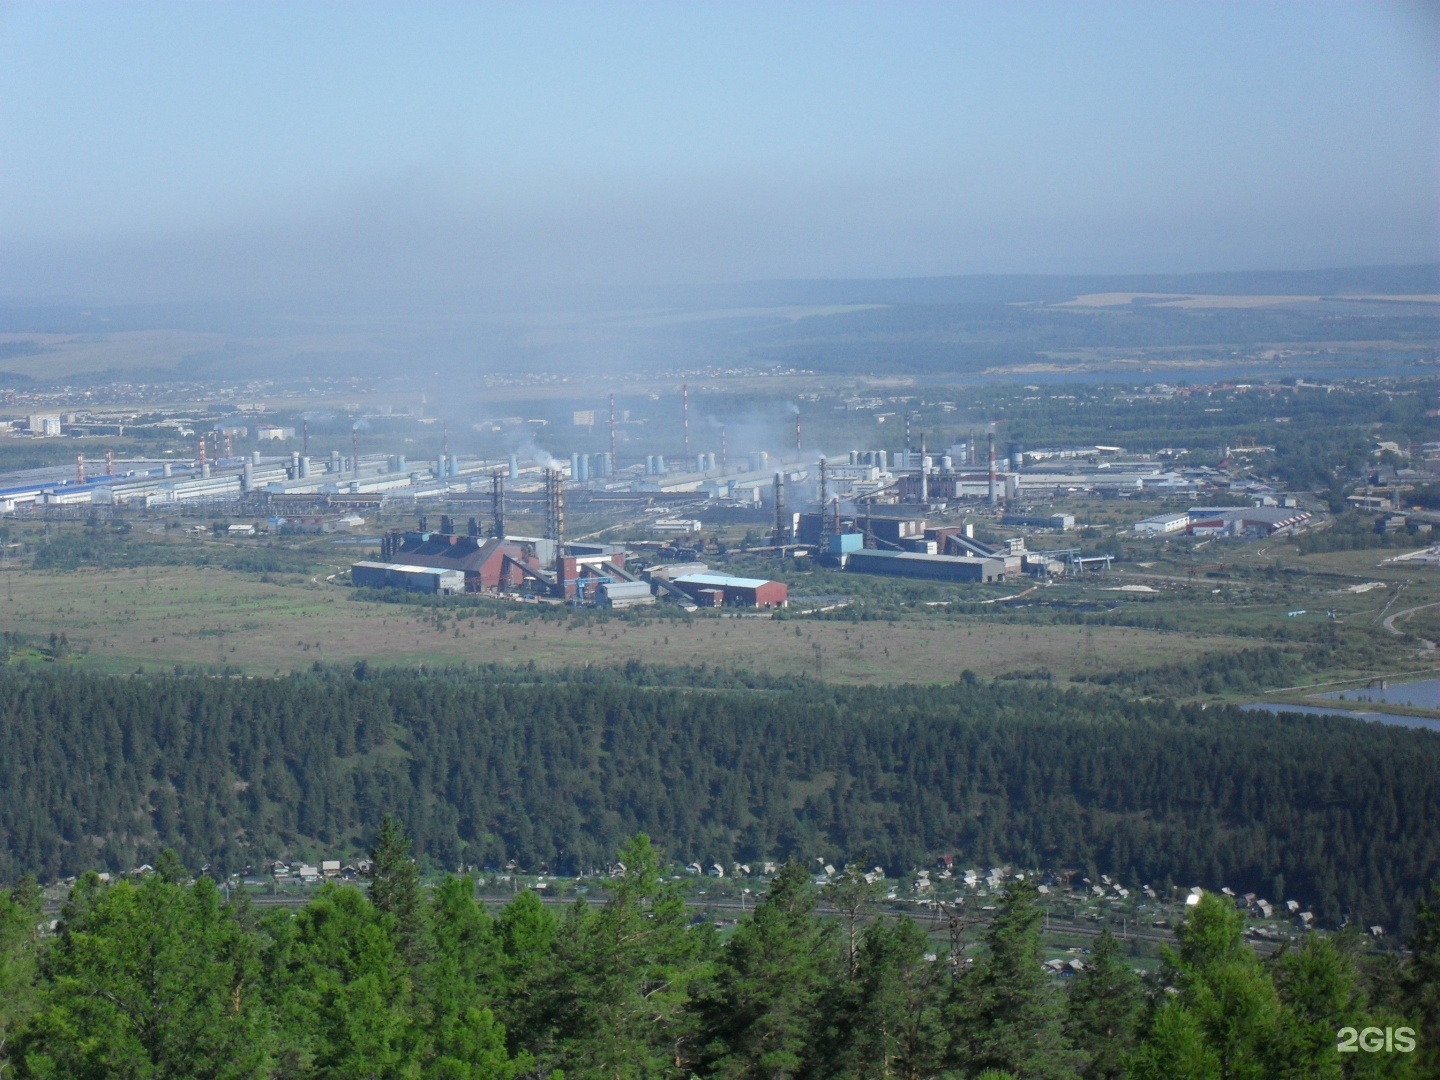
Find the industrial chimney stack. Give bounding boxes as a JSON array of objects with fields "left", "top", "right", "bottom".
[
  {"left": 988, "top": 431, "right": 998, "bottom": 507},
  {"left": 773, "top": 472, "right": 788, "bottom": 546}
]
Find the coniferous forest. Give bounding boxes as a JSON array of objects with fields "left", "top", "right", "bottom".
[
  {"left": 0, "top": 664, "right": 1436, "bottom": 932},
  {"left": 0, "top": 828, "right": 1437, "bottom": 1079}
]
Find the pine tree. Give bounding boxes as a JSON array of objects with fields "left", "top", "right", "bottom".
[
  {"left": 264, "top": 882, "right": 415, "bottom": 1079},
  {"left": 1394, "top": 882, "right": 1440, "bottom": 1077},
  {"left": 947, "top": 878, "right": 1079, "bottom": 1079},
  {"left": 15, "top": 870, "right": 269, "bottom": 1080},
  {"left": 1065, "top": 928, "right": 1142, "bottom": 1078},
  {"left": 0, "top": 874, "right": 44, "bottom": 1076},
  {"left": 420, "top": 875, "right": 526, "bottom": 1080},
  {"left": 1136, "top": 892, "right": 1286, "bottom": 1080},
  {"left": 370, "top": 814, "right": 429, "bottom": 970},
  {"left": 693, "top": 860, "right": 841, "bottom": 1079},
  {"left": 838, "top": 915, "right": 948, "bottom": 1079},
  {"left": 521, "top": 835, "right": 714, "bottom": 1077}
]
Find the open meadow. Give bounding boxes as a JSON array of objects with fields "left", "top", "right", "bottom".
[{"left": 0, "top": 562, "right": 1265, "bottom": 684}]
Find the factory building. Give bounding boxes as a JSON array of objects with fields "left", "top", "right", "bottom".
[
  {"left": 1131, "top": 512, "right": 1190, "bottom": 535},
  {"left": 1002, "top": 512, "right": 1075, "bottom": 531},
  {"left": 845, "top": 549, "right": 1005, "bottom": 583},
  {"left": 350, "top": 561, "right": 464, "bottom": 594},
  {"left": 669, "top": 573, "right": 788, "bottom": 609},
  {"left": 382, "top": 527, "right": 546, "bottom": 593},
  {"left": 1186, "top": 506, "right": 1312, "bottom": 537},
  {"left": 594, "top": 580, "right": 655, "bottom": 608}
]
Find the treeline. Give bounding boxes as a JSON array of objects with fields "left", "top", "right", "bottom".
[
  {"left": 29, "top": 528, "right": 316, "bottom": 573},
  {"left": 0, "top": 666, "right": 1437, "bottom": 931},
  {"left": 2, "top": 829, "right": 1437, "bottom": 1079}
]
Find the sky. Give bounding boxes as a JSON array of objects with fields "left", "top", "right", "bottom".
[{"left": 0, "top": 1, "right": 1437, "bottom": 302}]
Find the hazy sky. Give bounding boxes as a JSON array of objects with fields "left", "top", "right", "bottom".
[{"left": 1, "top": 1, "right": 1436, "bottom": 301}]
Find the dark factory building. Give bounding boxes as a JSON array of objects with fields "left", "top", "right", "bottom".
[
  {"left": 382, "top": 529, "right": 544, "bottom": 593},
  {"left": 845, "top": 549, "right": 1005, "bottom": 583}
]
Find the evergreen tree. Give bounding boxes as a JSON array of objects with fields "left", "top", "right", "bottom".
[
  {"left": 693, "top": 860, "right": 841, "bottom": 1079},
  {"left": 1137, "top": 893, "right": 1286, "bottom": 1080},
  {"left": 1127, "top": 1003, "right": 1221, "bottom": 1080},
  {"left": 1392, "top": 882, "right": 1440, "bottom": 1078},
  {"left": 15, "top": 867, "right": 268, "bottom": 1080},
  {"left": 836, "top": 915, "right": 948, "bottom": 1080},
  {"left": 1065, "top": 928, "right": 1142, "bottom": 1078},
  {"left": 421, "top": 875, "right": 526, "bottom": 1079},
  {"left": 0, "top": 874, "right": 44, "bottom": 1076},
  {"left": 264, "top": 883, "right": 416, "bottom": 1079},
  {"left": 527, "top": 835, "right": 713, "bottom": 1078},
  {"left": 370, "top": 815, "right": 429, "bottom": 970},
  {"left": 947, "top": 879, "right": 1078, "bottom": 1079}
]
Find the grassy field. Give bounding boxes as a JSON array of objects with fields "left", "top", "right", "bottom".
[
  {"left": 0, "top": 563, "right": 1258, "bottom": 684},
  {"left": 0, "top": 512, "right": 1432, "bottom": 694}
]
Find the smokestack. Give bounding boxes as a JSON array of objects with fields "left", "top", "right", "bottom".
[
  {"left": 76, "top": 453, "right": 85, "bottom": 484},
  {"left": 720, "top": 425, "right": 727, "bottom": 472},
  {"left": 105, "top": 447, "right": 114, "bottom": 476},
  {"left": 491, "top": 470, "right": 506, "bottom": 538},
  {"left": 773, "top": 472, "right": 787, "bottom": 546},
  {"left": 302, "top": 418, "right": 309, "bottom": 457},
  {"left": 988, "top": 431, "right": 997, "bottom": 508},
  {"left": 795, "top": 409, "right": 802, "bottom": 454},
  {"left": 920, "top": 433, "right": 928, "bottom": 504},
  {"left": 197, "top": 435, "right": 207, "bottom": 471},
  {"left": 224, "top": 431, "right": 233, "bottom": 459},
  {"left": 904, "top": 411, "right": 912, "bottom": 455},
  {"left": 441, "top": 421, "right": 450, "bottom": 480},
  {"left": 818, "top": 456, "right": 829, "bottom": 541},
  {"left": 351, "top": 429, "right": 359, "bottom": 475},
  {"left": 543, "top": 468, "right": 566, "bottom": 568},
  {"left": 609, "top": 393, "right": 618, "bottom": 473},
  {"left": 682, "top": 384, "right": 690, "bottom": 463}
]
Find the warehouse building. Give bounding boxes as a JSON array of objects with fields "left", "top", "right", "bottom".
[
  {"left": 350, "top": 561, "right": 464, "bottom": 594},
  {"left": 1002, "top": 512, "right": 1075, "bottom": 531},
  {"left": 383, "top": 528, "right": 546, "bottom": 593},
  {"left": 670, "top": 573, "right": 788, "bottom": 608},
  {"left": 1131, "top": 512, "right": 1190, "bottom": 535},
  {"left": 595, "top": 580, "right": 656, "bottom": 609},
  {"left": 845, "top": 549, "right": 1005, "bottom": 583}
]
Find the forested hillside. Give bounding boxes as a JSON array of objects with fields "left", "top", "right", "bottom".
[
  {"left": 0, "top": 665, "right": 1435, "bottom": 930},
  {"left": 2, "top": 834, "right": 1437, "bottom": 1079}
]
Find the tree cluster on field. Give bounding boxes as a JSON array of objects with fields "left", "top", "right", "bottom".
[{"left": 1, "top": 824, "right": 1436, "bottom": 1079}]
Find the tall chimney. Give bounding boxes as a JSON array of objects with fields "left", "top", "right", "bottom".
[
  {"left": 795, "top": 409, "right": 801, "bottom": 453},
  {"left": 75, "top": 453, "right": 85, "bottom": 484},
  {"left": 682, "top": 384, "right": 690, "bottom": 464},
  {"left": 609, "top": 393, "right": 618, "bottom": 473},
  {"left": 920, "top": 436, "right": 929, "bottom": 504},
  {"left": 491, "top": 470, "right": 506, "bottom": 538},
  {"left": 818, "top": 456, "right": 830, "bottom": 546},
  {"left": 904, "top": 411, "right": 912, "bottom": 455},
  {"left": 441, "top": 421, "right": 450, "bottom": 480},
  {"left": 773, "top": 472, "right": 787, "bottom": 546},
  {"left": 988, "top": 431, "right": 997, "bottom": 508},
  {"left": 720, "top": 425, "right": 728, "bottom": 471},
  {"left": 105, "top": 447, "right": 114, "bottom": 476},
  {"left": 351, "top": 428, "right": 359, "bottom": 475},
  {"left": 302, "top": 418, "right": 309, "bottom": 457}
]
